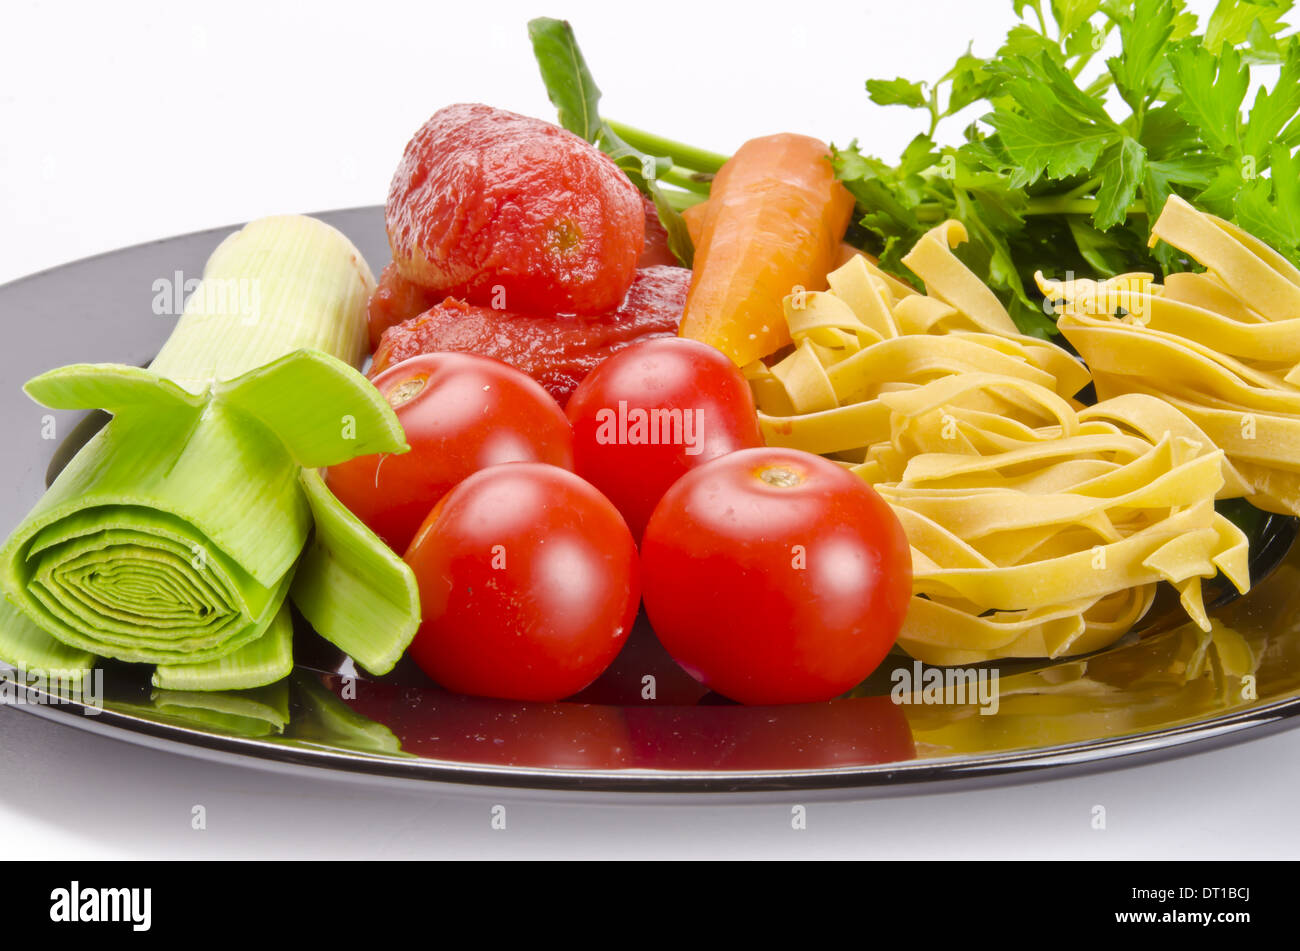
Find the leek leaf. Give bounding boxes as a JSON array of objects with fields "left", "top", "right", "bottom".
[
  {"left": 115, "top": 681, "right": 291, "bottom": 737},
  {"left": 0, "top": 216, "right": 416, "bottom": 682},
  {"left": 152, "top": 682, "right": 290, "bottom": 730},
  {"left": 286, "top": 672, "right": 406, "bottom": 756},
  {"left": 24, "top": 363, "right": 207, "bottom": 415},
  {"left": 290, "top": 468, "right": 420, "bottom": 676},
  {"left": 152, "top": 601, "right": 294, "bottom": 691},
  {"left": 216, "top": 348, "right": 409, "bottom": 467},
  {"left": 0, "top": 599, "right": 95, "bottom": 678}
]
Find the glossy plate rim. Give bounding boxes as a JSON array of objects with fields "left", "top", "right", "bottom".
[{"left": 8, "top": 685, "right": 1300, "bottom": 798}]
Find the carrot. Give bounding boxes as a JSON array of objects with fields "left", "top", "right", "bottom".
[{"left": 678, "top": 134, "right": 855, "bottom": 366}]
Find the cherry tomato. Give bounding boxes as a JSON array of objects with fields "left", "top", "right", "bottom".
[
  {"left": 324, "top": 353, "right": 573, "bottom": 553},
  {"left": 403, "top": 463, "right": 640, "bottom": 702},
  {"left": 565, "top": 337, "right": 763, "bottom": 540},
  {"left": 640, "top": 447, "right": 912, "bottom": 705}
]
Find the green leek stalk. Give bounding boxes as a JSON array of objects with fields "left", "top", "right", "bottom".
[{"left": 0, "top": 216, "right": 420, "bottom": 690}]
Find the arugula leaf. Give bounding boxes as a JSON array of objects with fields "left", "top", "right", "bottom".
[
  {"left": 527, "top": 17, "right": 694, "bottom": 266},
  {"left": 527, "top": 16, "right": 602, "bottom": 141}
]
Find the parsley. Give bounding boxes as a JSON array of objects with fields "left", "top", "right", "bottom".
[{"left": 837, "top": 0, "right": 1300, "bottom": 337}]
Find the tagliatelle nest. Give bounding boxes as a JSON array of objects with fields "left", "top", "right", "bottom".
[
  {"left": 745, "top": 219, "right": 1250, "bottom": 666},
  {"left": 1043, "top": 195, "right": 1300, "bottom": 519}
]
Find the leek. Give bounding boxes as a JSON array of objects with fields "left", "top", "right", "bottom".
[
  {"left": 152, "top": 602, "right": 294, "bottom": 692},
  {"left": 0, "top": 600, "right": 94, "bottom": 680},
  {"left": 0, "top": 216, "right": 421, "bottom": 690}
]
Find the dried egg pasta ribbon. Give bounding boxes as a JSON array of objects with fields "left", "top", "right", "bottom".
[
  {"left": 1043, "top": 198, "right": 1300, "bottom": 515},
  {"left": 900, "top": 220, "right": 1021, "bottom": 335},
  {"left": 749, "top": 219, "right": 1247, "bottom": 664},
  {"left": 1150, "top": 196, "right": 1300, "bottom": 321}
]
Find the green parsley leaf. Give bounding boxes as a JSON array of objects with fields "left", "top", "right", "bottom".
[
  {"left": 1235, "top": 142, "right": 1300, "bottom": 252},
  {"left": 1093, "top": 137, "right": 1148, "bottom": 229},
  {"left": 866, "top": 78, "right": 929, "bottom": 108},
  {"left": 1243, "top": 38, "right": 1300, "bottom": 159},
  {"left": 1168, "top": 38, "right": 1249, "bottom": 155},
  {"left": 1107, "top": 0, "right": 1177, "bottom": 109}
]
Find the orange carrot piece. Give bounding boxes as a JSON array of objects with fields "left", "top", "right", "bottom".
[
  {"left": 682, "top": 201, "right": 710, "bottom": 247},
  {"left": 678, "top": 134, "right": 855, "bottom": 366}
]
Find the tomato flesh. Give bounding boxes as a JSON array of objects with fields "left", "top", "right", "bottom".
[
  {"left": 370, "top": 266, "right": 690, "bottom": 405},
  {"left": 386, "top": 103, "right": 644, "bottom": 315}
]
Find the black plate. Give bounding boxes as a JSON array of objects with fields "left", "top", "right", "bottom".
[{"left": 5, "top": 208, "right": 1300, "bottom": 795}]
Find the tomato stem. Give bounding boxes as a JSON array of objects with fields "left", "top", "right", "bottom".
[
  {"left": 759, "top": 466, "right": 802, "bottom": 488},
  {"left": 387, "top": 377, "right": 426, "bottom": 408}
]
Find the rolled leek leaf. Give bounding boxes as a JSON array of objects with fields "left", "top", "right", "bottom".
[
  {"left": 0, "top": 216, "right": 421, "bottom": 689},
  {"left": 0, "top": 599, "right": 95, "bottom": 680},
  {"left": 153, "top": 602, "right": 294, "bottom": 692},
  {"left": 290, "top": 468, "right": 420, "bottom": 676}
]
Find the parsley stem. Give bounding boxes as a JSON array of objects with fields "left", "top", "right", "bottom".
[
  {"left": 1029, "top": 2, "right": 1049, "bottom": 38},
  {"left": 1025, "top": 197, "right": 1147, "bottom": 216},
  {"left": 659, "top": 187, "right": 708, "bottom": 212},
  {"left": 607, "top": 121, "right": 729, "bottom": 174},
  {"left": 912, "top": 196, "right": 1147, "bottom": 222},
  {"left": 1064, "top": 177, "right": 1102, "bottom": 200},
  {"left": 659, "top": 166, "right": 713, "bottom": 194}
]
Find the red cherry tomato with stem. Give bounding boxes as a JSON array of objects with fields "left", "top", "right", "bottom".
[
  {"left": 325, "top": 353, "right": 573, "bottom": 553},
  {"left": 640, "top": 447, "right": 912, "bottom": 705}
]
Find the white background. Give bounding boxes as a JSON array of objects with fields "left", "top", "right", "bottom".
[{"left": 5, "top": 0, "right": 1299, "bottom": 860}]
